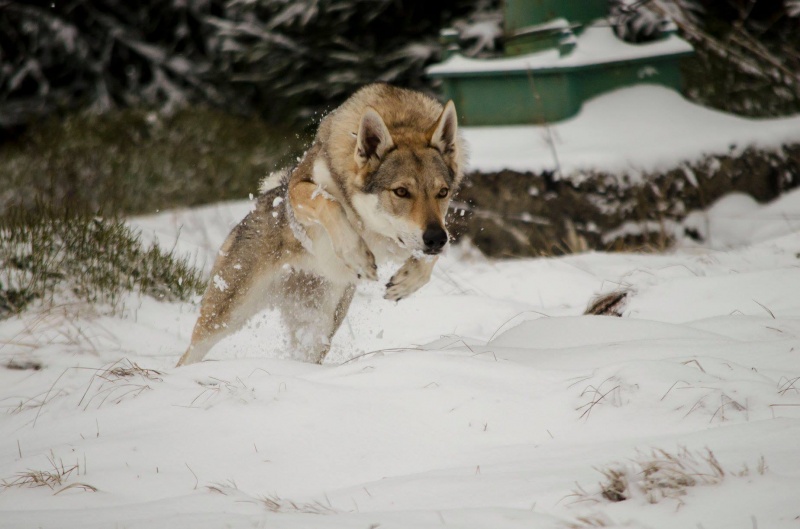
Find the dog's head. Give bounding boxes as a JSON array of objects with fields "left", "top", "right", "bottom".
[{"left": 351, "top": 101, "right": 463, "bottom": 255}]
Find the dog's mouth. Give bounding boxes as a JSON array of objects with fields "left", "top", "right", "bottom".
[{"left": 396, "top": 235, "right": 446, "bottom": 255}]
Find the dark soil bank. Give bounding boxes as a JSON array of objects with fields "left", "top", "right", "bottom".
[{"left": 449, "top": 144, "right": 800, "bottom": 257}]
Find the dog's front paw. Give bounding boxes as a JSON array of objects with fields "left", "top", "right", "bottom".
[
  {"left": 335, "top": 231, "right": 378, "bottom": 281},
  {"left": 384, "top": 257, "right": 435, "bottom": 301}
]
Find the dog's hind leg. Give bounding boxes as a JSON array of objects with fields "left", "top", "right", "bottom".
[
  {"left": 177, "top": 223, "right": 283, "bottom": 366},
  {"left": 177, "top": 273, "right": 279, "bottom": 366},
  {"left": 277, "top": 274, "right": 355, "bottom": 364},
  {"left": 177, "top": 336, "right": 218, "bottom": 367},
  {"left": 310, "top": 283, "right": 355, "bottom": 364},
  {"left": 176, "top": 291, "right": 249, "bottom": 366}
]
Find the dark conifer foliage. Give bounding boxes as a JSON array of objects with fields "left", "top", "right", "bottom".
[
  {"left": 0, "top": 0, "right": 496, "bottom": 131},
  {"left": 1, "top": 0, "right": 798, "bottom": 133}
]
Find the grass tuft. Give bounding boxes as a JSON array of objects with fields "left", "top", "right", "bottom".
[
  {"left": 204, "top": 481, "right": 337, "bottom": 514},
  {"left": 0, "top": 203, "right": 205, "bottom": 317},
  {"left": 2, "top": 451, "right": 96, "bottom": 494},
  {"left": 569, "top": 447, "right": 765, "bottom": 509},
  {"left": 78, "top": 359, "right": 163, "bottom": 410},
  {"left": 584, "top": 290, "right": 630, "bottom": 317},
  {"left": 102, "top": 359, "right": 163, "bottom": 382}
]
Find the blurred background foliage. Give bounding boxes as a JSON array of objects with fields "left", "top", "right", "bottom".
[
  {"left": 0, "top": 0, "right": 496, "bottom": 132},
  {"left": 0, "top": 0, "right": 799, "bottom": 217},
  {"left": 1, "top": 106, "right": 300, "bottom": 215}
]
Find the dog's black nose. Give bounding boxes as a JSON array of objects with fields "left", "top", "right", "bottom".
[{"left": 423, "top": 225, "right": 448, "bottom": 253}]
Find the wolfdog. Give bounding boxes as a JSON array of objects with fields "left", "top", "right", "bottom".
[{"left": 177, "top": 84, "right": 466, "bottom": 366}]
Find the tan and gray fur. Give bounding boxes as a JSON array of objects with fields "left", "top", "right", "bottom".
[{"left": 177, "top": 84, "right": 466, "bottom": 366}]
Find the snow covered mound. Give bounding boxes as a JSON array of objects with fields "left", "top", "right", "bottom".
[
  {"left": 2, "top": 194, "right": 799, "bottom": 528},
  {"left": 463, "top": 85, "right": 800, "bottom": 176}
]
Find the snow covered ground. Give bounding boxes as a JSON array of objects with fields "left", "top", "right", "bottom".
[
  {"left": 2, "top": 187, "right": 800, "bottom": 528},
  {"left": 463, "top": 85, "right": 800, "bottom": 176}
]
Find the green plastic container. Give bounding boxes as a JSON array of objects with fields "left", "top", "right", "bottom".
[
  {"left": 435, "top": 54, "right": 687, "bottom": 126},
  {"left": 427, "top": 0, "right": 693, "bottom": 126}
]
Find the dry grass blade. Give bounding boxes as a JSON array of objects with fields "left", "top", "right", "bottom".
[
  {"left": 564, "top": 513, "right": 613, "bottom": 528},
  {"left": 1, "top": 386, "right": 68, "bottom": 415},
  {"left": 207, "top": 479, "right": 238, "bottom": 493},
  {"left": 709, "top": 393, "right": 746, "bottom": 423},
  {"left": 33, "top": 368, "right": 69, "bottom": 426},
  {"left": 752, "top": 300, "right": 775, "bottom": 319},
  {"left": 681, "top": 359, "right": 706, "bottom": 373},
  {"left": 0, "top": 302, "right": 119, "bottom": 362},
  {"left": 338, "top": 346, "right": 422, "bottom": 366},
  {"left": 777, "top": 376, "right": 800, "bottom": 395},
  {"left": 53, "top": 482, "right": 99, "bottom": 495},
  {"left": 261, "top": 494, "right": 338, "bottom": 515},
  {"left": 577, "top": 380, "right": 621, "bottom": 421}
]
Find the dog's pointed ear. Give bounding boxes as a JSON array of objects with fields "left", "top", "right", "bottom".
[
  {"left": 355, "top": 108, "right": 394, "bottom": 168},
  {"left": 429, "top": 100, "right": 458, "bottom": 156}
]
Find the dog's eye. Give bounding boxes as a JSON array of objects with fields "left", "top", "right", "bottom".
[
  {"left": 437, "top": 187, "right": 449, "bottom": 198},
  {"left": 393, "top": 187, "right": 409, "bottom": 198}
]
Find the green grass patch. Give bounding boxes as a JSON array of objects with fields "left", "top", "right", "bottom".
[{"left": 0, "top": 203, "right": 206, "bottom": 318}]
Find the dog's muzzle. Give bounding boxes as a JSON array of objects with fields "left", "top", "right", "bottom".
[{"left": 423, "top": 225, "right": 448, "bottom": 255}]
